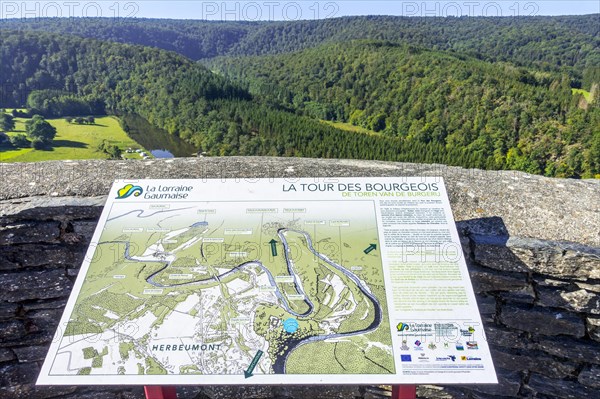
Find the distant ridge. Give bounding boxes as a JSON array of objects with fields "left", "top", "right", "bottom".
[
  {"left": 1, "top": 15, "right": 598, "bottom": 72},
  {"left": 1, "top": 15, "right": 599, "bottom": 177}
]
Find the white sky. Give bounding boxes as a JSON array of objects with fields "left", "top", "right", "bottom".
[{"left": 1, "top": 1, "right": 598, "bottom": 20}]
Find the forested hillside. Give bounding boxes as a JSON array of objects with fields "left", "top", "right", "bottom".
[
  {"left": 225, "top": 16, "right": 599, "bottom": 87},
  {"left": 1, "top": 14, "right": 599, "bottom": 177},
  {"left": 2, "top": 15, "right": 598, "bottom": 87},
  {"left": 209, "top": 41, "right": 600, "bottom": 177},
  {"left": 0, "top": 18, "right": 253, "bottom": 61},
  {"left": 1, "top": 31, "right": 469, "bottom": 162},
  {"left": 0, "top": 31, "right": 248, "bottom": 130}
]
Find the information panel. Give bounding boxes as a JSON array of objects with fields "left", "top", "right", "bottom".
[{"left": 38, "top": 178, "right": 497, "bottom": 385}]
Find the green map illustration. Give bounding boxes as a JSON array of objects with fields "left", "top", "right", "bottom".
[{"left": 51, "top": 201, "right": 395, "bottom": 377}]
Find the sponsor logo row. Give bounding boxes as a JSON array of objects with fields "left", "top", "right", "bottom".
[
  {"left": 400, "top": 339, "right": 479, "bottom": 351},
  {"left": 401, "top": 354, "right": 482, "bottom": 362},
  {"left": 397, "top": 322, "right": 476, "bottom": 336}
]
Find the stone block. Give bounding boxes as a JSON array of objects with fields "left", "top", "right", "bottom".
[
  {"left": 575, "top": 281, "right": 600, "bottom": 293},
  {"left": 67, "top": 268, "right": 81, "bottom": 277},
  {"left": 0, "top": 303, "right": 18, "bottom": 320},
  {"left": 472, "top": 235, "right": 600, "bottom": 280},
  {"left": 0, "top": 254, "right": 18, "bottom": 270},
  {"left": 363, "top": 385, "right": 391, "bottom": 398},
  {"left": 362, "top": 392, "right": 382, "bottom": 399},
  {"left": 174, "top": 386, "right": 204, "bottom": 399},
  {"left": 0, "top": 385, "right": 78, "bottom": 399},
  {"left": 578, "top": 365, "right": 600, "bottom": 388},
  {"left": 0, "top": 244, "right": 76, "bottom": 270},
  {"left": 13, "top": 345, "right": 48, "bottom": 363},
  {"left": 455, "top": 217, "right": 509, "bottom": 237},
  {"left": 499, "top": 305, "right": 585, "bottom": 337},
  {"left": 22, "top": 298, "right": 68, "bottom": 312},
  {"left": 499, "top": 286, "right": 536, "bottom": 305},
  {"left": 484, "top": 325, "right": 527, "bottom": 349},
  {"left": 202, "top": 385, "right": 274, "bottom": 399},
  {"left": 1, "top": 205, "right": 102, "bottom": 225},
  {"left": 0, "top": 348, "right": 15, "bottom": 363},
  {"left": 0, "top": 362, "right": 40, "bottom": 386},
  {"left": 418, "top": 385, "right": 469, "bottom": 399},
  {"left": 490, "top": 348, "right": 576, "bottom": 379},
  {"left": 537, "top": 286, "right": 599, "bottom": 314},
  {"left": 2, "top": 330, "right": 55, "bottom": 348},
  {"left": 275, "top": 385, "right": 362, "bottom": 398},
  {"left": 528, "top": 373, "right": 598, "bottom": 398},
  {"left": 0, "top": 270, "right": 71, "bottom": 302},
  {"left": 534, "top": 277, "right": 570, "bottom": 288},
  {"left": 118, "top": 388, "right": 146, "bottom": 399},
  {"left": 510, "top": 240, "right": 600, "bottom": 280},
  {"left": 51, "top": 391, "right": 119, "bottom": 399},
  {"left": 471, "top": 369, "right": 521, "bottom": 397},
  {"left": 0, "top": 320, "right": 25, "bottom": 341},
  {"left": 458, "top": 234, "right": 471, "bottom": 259},
  {"left": 471, "top": 235, "right": 529, "bottom": 272},
  {"left": 533, "top": 336, "right": 600, "bottom": 363},
  {"left": 470, "top": 392, "right": 517, "bottom": 399},
  {"left": 588, "top": 317, "right": 600, "bottom": 342},
  {"left": 72, "top": 221, "right": 98, "bottom": 243},
  {"left": 0, "top": 222, "right": 60, "bottom": 245},
  {"left": 468, "top": 264, "right": 528, "bottom": 293},
  {"left": 475, "top": 295, "right": 496, "bottom": 323},
  {"left": 26, "top": 309, "right": 63, "bottom": 333}
]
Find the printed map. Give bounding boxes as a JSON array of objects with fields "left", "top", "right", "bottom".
[{"left": 48, "top": 200, "right": 395, "bottom": 378}]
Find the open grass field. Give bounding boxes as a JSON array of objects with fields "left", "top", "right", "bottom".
[
  {"left": 320, "top": 120, "right": 381, "bottom": 136},
  {"left": 572, "top": 88, "right": 593, "bottom": 103},
  {"left": 0, "top": 114, "right": 149, "bottom": 162}
]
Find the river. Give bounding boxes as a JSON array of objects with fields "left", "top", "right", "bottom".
[
  {"left": 121, "top": 114, "right": 198, "bottom": 158},
  {"left": 106, "top": 224, "right": 382, "bottom": 375}
]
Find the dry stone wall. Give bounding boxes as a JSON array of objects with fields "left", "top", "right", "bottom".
[{"left": 1, "top": 157, "right": 599, "bottom": 399}]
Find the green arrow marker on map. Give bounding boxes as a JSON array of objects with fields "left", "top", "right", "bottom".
[
  {"left": 269, "top": 239, "right": 278, "bottom": 256},
  {"left": 244, "top": 350, "right": 264, "bottom": 378},
  {"left": 363, "top": 243, "right": 377, "bottom": 254}
]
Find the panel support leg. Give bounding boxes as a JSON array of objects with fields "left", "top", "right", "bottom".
[
  {"left": 392, "top": 384, "right": 417, "bottom": 399},
  {"left": 144, "top": 386, "right": 177, "bottom": 399}
]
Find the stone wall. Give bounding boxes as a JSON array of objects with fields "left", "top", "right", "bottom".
[{"left": 1, "top": 157, "right": 599, "bottom": 399}]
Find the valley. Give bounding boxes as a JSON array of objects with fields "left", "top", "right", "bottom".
[{"left": 0, "top": 15, "right": 598, "bottom": 177}]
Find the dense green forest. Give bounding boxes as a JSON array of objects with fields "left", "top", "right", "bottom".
[
  {"left": 1, "top": 15, "right": 599, "bottom": 177},
  {"left": 209, "top": 41, "right": 600, "bottom": 177},
  {"left": 1, "top": 15, "right": 598, "bottom": 87},
  {"left": 1, "top": 31, "right": 465, "bottom": 163},
  {"left": 0, "top": 18, "right": 252, "bottom": 61}
]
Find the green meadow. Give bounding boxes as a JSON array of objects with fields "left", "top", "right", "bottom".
[
  {"left": 571, "top": 88, "right": 593, "bottom": 103},
  {"left": 320, "top": 120, "right": 380, "bottom": 136},
  {"left": 0, "top": 114, "right": 149, "bottom": 162}
]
